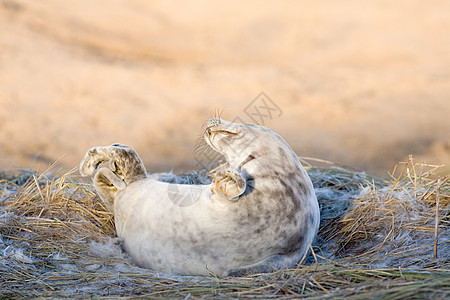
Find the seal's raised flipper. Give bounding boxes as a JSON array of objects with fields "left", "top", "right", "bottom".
[
  {"left": 80, "top": 144, "right": 147, "bottom": 183},
  {"left": 79, "top": 144, "right": 147, "bottom": 209},
  {"left": 211, "top": 168, "right": 246, "bottom": 202},
  {"left": 93, "top": 167, "right": 126, "bottom": 210}
]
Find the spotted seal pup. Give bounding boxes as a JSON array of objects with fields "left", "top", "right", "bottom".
[{"left": 79, "top": 118, "right": 320, "bottom": 276}]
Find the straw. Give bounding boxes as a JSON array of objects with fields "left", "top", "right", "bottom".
[{"left": 0, "top": 157, "right": 448, "bottom": 298}]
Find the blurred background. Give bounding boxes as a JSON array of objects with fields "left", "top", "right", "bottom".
[{"left": 0, "top": 0, "right": 449, "bottom": 178}]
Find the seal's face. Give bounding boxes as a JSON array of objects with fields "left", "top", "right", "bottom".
[
  {"left": 204, "top": 118, "right": 286, "bottom": 169},
  {"left": 204, "top": 118, "right": 241, "bottom": 152}
]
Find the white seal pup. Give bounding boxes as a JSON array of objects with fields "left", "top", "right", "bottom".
[{"left": 79, "top": 118, "right": 320, "bottom": 276}]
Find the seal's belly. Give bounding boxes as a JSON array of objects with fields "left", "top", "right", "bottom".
[
  {"left": 113, "top": 179, "right": 298, "bottom": 275},
  {"left": 114, "top": 180, "right": 241, "bottom": 274}
]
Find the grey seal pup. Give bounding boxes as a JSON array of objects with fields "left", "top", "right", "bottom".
[{"left": 79, "top": 118, "right": 320, "bottom": 276}]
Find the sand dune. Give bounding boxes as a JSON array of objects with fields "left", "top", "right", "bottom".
[{"left": 0, "top": 0, "right": 449, "bottom": 177}]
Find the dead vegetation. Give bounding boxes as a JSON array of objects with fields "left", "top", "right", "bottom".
[{"left": 0, "top": 157, "right": 449, "bottom": 298}]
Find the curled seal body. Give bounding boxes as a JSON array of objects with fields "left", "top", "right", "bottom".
[{"left": 80, "top": 118, "right": 320, "bottom": 276}]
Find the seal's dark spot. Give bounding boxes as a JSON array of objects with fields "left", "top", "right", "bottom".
[
  {"left": 282, "top": 231, "right": 304, "bottom": 254},
  {"left": 308, "top": 212, "right": 316, "bottom": 227},
  {"left": 238, "top": 154, "right": 257, "bottom": 169},
  {"left": 279, "top": 178, "right": 296, "bottom": 199}
]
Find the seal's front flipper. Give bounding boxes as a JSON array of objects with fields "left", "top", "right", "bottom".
[{"left": 211, "top": 168, "right": 246, "bottom": 202}]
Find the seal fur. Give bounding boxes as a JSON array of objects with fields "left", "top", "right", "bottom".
[{"left": 79, "top": 118, "right": 320, "bottom": 276}]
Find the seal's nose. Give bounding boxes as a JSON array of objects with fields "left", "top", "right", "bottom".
[{"left": 206, "top": 118, "right": 222, "bottom": 128}]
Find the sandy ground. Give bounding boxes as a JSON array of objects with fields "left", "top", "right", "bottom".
[{"left": 0, "top": 0, "right": 449, "bottom": 177}]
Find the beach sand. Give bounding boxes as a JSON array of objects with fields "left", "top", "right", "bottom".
[{"left": 0, "top": 0, "right": 449, "bottom": 177}]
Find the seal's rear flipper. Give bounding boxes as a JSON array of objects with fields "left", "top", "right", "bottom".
[
  {"left": 94, "top": 167, "right": 126, "bottom": 210},
  {"left": 79, "top": 146, "right": 112, "bottom": 177},
  {"left": 79, "top": 144, "right": 148, "bottom": 210},
  {"left": 79, "top": 144, "right": 147, "bottom": 183}
]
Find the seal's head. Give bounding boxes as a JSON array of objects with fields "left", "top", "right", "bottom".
[{"left": 204, "top": 118, "right": 297, "bottom": 170}]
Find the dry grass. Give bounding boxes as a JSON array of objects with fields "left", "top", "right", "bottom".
[{"left": 0, "top": 157, "right": 449, "bottom": 298}]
